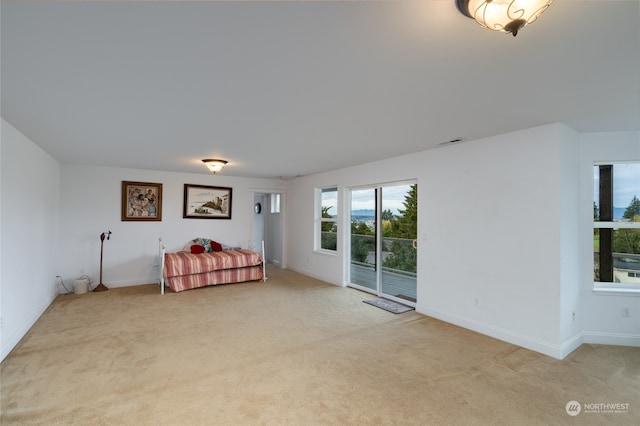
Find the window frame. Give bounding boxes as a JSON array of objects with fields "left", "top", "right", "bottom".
[
  {"left": 593, "top": 162, "right": 640, "bottom": 293},
  {"left": 315, "top": 186, "right": 338, "bottom": 254}
]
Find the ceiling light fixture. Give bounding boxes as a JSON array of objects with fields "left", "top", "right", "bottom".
[
  {"left": 456, "top": 0, "right": 554, "bottom": 37},
  {"left": 202, "top": 159, "right": 228, "bottom": 174}
]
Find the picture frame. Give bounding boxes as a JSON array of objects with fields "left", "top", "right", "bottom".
[
  {"left": 183, "top": 184, "right": 232, "bottom": 219},
  {"left": 122, "top": 181, "right": 163, "bottom": 221}
]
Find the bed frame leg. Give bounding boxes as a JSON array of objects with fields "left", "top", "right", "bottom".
[
  {"left": 159, "top": 237, "right": 166, "bottom": 295},
  {"left": 261, "top": 240, "right": 268, "bottom": 282}
]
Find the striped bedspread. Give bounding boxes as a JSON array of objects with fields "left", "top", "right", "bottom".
[
  {"left": 163, "top": 249, "right": 263, "bottom": 278},
  {"left": 165, "top": 267, "right": 263, "bottom": 292}
]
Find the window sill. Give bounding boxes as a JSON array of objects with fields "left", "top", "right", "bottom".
[
  {"left": 314, "top": 249, "right": 337, "bottom": 257},
  {"left": 593, "top": 285, "right": 640, "bottom": 296}
]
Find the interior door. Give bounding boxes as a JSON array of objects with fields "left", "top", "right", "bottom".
[{"left": 348, "top": 183, "right": 417, "bottom": 304}]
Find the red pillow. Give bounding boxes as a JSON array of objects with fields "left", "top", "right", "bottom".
[
  {"left": 190, "top": 244, "right": 205, "bottom": 254},
  {"left": 210, "top": 241, "right": 223, "bottom": 252}
]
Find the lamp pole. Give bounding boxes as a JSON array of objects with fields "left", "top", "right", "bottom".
[{"left": 94, "top": 231, "right": 111, "bottom": 292}]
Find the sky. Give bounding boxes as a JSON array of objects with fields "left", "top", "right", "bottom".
[
  {"left": 322, "top": 184, "right": 414, "bottom": 216},
  {"left": 593, "top": 163, "right": 640, "bottom": 208}
]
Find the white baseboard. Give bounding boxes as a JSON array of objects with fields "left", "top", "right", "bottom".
[
  {"left": 286, "top": 266, "right": 342, "bottom": 287},
  {"left": 1, "top": 293, "right": 57, "bottom": 362},
  {"left": 88, "top": 278, "right": 159, "bottom": 289},
  {"left": 419, "top": 307, "right": 640, "bottom": 358},
  {"left": 582, "top": 331, "right": 640, "bottom": 347},
  {"left": 560, "top": 332, "right": 584, "bottom": 359},
  {"left": 419, "top": 307, "right": 568, "bottom": 359}
]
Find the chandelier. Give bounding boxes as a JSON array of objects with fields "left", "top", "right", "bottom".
[{"left": 456, "top": 0, "right": 554, "bottom": 37}]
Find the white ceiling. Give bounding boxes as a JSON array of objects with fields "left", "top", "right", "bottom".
[{"left": 2, "top": 1, "right": 639, "bottom": 179}]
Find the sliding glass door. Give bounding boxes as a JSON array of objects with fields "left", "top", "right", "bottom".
[
  {"left": 349, "top": 188, "right": 377, "bottom": 292},
  {"left": 349, "top": 182, "right": 417, "bottom": 303}
]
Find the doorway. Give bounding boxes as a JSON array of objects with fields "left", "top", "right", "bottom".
[
  {"left": 251, "top": 191, "right": 285, "bottom": 269},
  {"left": 348, "top": 182, "right": 417, "bottom": 304}
]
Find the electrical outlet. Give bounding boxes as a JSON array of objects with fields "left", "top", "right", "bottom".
[{"left": 621, "top": 307, "right": 630, "bottom": 318}]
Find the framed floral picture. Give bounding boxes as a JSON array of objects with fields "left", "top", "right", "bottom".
[
  {"left": 183, "top": 184, "right": 232, "bottom": 219},
  {"left": 122, "top": 181, "right": 163, "bottom": 221}
]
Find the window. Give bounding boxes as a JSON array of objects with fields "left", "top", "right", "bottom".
[
  {"left": 593, "top": 163, "right": 640, "bottom": 289},
  {"left": 270, "top": 193, "right": 281, "bottom": 214},
  {"left": 316, "top": 187, "right": 338, "bottom": 252}
]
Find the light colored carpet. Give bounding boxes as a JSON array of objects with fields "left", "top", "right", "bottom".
[{"left": 1, "top": 267, "right": 638, "bottom": 425}]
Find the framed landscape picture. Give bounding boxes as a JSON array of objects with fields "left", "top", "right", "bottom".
[
  {"left": 183, "top": 184, "right": 232, "bottom": 219},
  {"left": 122, "top": 181, "right": 163, "bottom": 221}
]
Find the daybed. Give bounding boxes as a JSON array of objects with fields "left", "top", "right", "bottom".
[{"left": 159, "top": 238, "right": 266, "bottom": 294}]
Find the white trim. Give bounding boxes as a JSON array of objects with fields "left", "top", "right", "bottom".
[
  {"left": 593, "top": 222, "right": 640, "bottom": 229},
  {"left": 1, "top": 294, "right": 57, "bottom": 361},
  {"left": 286, "top": 265, "right": 344, "bottom": 287},
  {"left": 560, "top": 333, "right": 584, "bottom": 359},
  {"left": 592, "top": 285, "right": 640, "bottom": 295},
  {"left": 420, "top": 307, "right": 568, "bottom": 359},
  {"left": 314, "top": 248, "right": 338, "bottom": 257},
  {"left": 583, "top": 331, "right": 640, "bottom": 347},
  {"left": 315, "top": 186, "right": 338, "bottom": 252}
]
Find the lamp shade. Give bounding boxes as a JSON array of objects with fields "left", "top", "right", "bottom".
[
  {"left": 202, "top": 159, "right": 228, "bottom": 174},
  {"left": 456, "top": 0, "right": 554, "bottom": 36}
]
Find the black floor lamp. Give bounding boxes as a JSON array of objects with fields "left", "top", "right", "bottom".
[{"left": 94, "top": 231, "right": 112, "bottom": 292}]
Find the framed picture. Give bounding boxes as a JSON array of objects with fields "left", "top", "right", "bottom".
[
  {"left": 122, "top": 181, "right": 163, "bottom": 221},
  {"left": 183, "top": 184, "right": 232, "bottom": 219}
]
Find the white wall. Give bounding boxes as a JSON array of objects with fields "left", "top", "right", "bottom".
[
  {"left": 59, "top": 165, "right": 285, "bottom": 289},
  {"left": 557, "top": 125, "right": 582, "bottom": 357},
  {"left": 1, "top": 119, "right": 61, "bottom": 361},
  {"left": 287, "top": 123, "right": 585, "bottom": 358},
  {"left": 579, "top": 131, "right": 640, "bottom": 347}
]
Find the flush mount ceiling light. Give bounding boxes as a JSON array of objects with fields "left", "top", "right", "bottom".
[
  {"left": 456, "top": 0, "right": 554, "bottom": 37},
  {"left": 202, "top": 159, "right": 228, "bottom": 174}
]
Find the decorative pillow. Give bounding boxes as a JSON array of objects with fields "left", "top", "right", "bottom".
[
  {"left": 210, "top": 240, "right": 223, "bottom": 252},
  {"left": 190, "top": 237, "right": 213, "bottom": 252},
  {"left": 190, "top": 244, "right": 206, "bottom": 254}
]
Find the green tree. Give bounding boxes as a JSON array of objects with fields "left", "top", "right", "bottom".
[
  {"left": 352, "top": 221, "right": 374, "bottom": 236},
  {"left": 623, "top": 195, "right": 640, "bottom": 219},
  {"left": 321, "top": 206, "right": 333, "bottom": 231},
  {"left": 321, "top": 206, "right": 337, "bottom": 250},
  {"left": 383, "top": 184, "right": 417, "bottom": 273},
  {"left": 614, "top": 196, "right": 640, "bottom": 255},
  {"left": 614, "top": 226, "right": 640, "bottom": 255},
  {"left": 388, "top": 184, "right": 417, "bottom": 239},
  {"left": 351, "top": 236, "right": 370, "bottom": 263},
  {"left": 381, "top": 209, "right": 394, "bottom": 221},
  {"left": 350, "top": 221, "right": 374, "bottom": 261}
]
